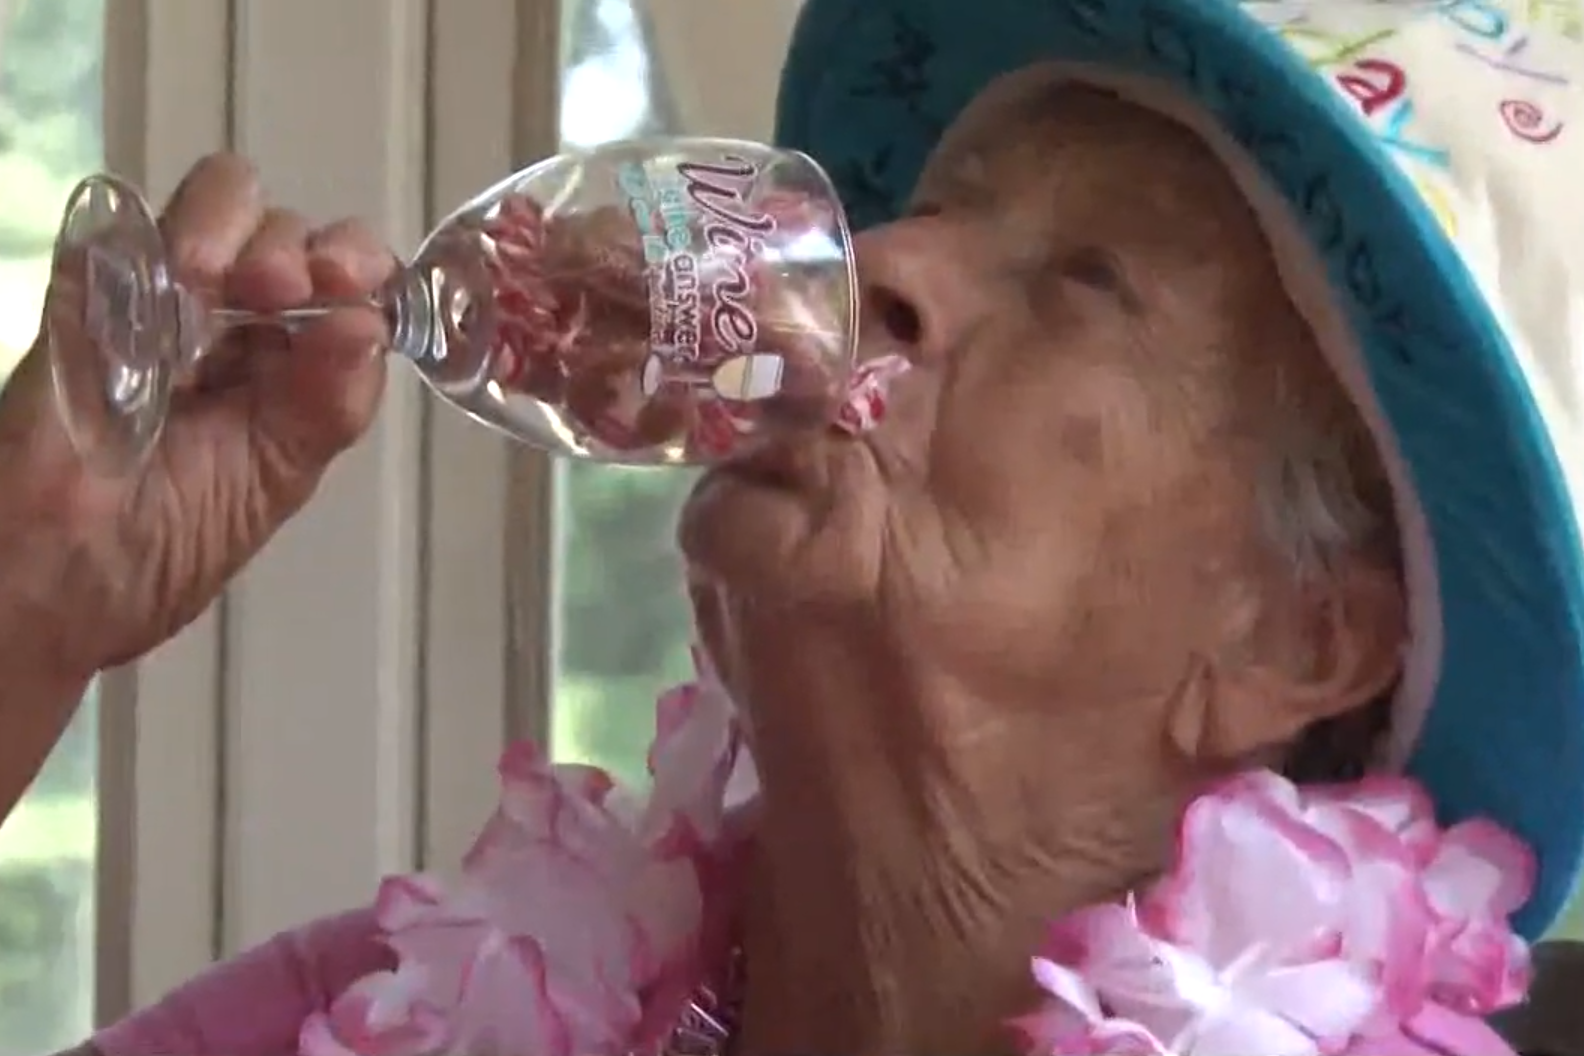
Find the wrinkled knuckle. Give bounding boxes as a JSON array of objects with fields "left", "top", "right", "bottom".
[
  {"left": 168, "top": 237, "right": 233, "bottom": 289},
  {"left": 167, "top": 239, "right": 231, "bottom": 289},
  {"left": 245, "top": 207, "right": 311, "bottom": 258},
  {"left": 311, "top": 219, "right": 396, "bottom": 286},
  {"left": 310, "top": 217, "right": 379, "bottom": 259}
]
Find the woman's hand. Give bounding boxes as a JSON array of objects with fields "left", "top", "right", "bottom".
[
  {"left": 1, "top": 151, "right": 391, "bottom": 677},
  {"left": 0, "top": 153, "right": 391, "bottom": 818}
]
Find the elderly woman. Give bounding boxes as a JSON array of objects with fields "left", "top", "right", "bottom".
[{"left": 73, "top": 0, "right": 1584, "bottom": 1054}]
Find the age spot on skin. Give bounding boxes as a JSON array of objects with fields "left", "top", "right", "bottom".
[{"left": 1060, "top": 413, "right": 1105, "bottom": 468}]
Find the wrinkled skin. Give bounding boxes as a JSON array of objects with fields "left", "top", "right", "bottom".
[{"left": 681, "top": 80, "right": 1408, "bottom": 1055}]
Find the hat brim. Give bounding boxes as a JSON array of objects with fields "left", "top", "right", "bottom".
[{"left": 774, "top": 0, "right": 1584, "bottom": 938}]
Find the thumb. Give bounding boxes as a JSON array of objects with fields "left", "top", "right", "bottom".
[{"left": 249, "top": 222, "right": 393, "bottom": 479}]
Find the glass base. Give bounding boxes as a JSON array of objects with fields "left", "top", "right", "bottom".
[{"left": 46, "top": 174, "right": 174, "bottom": 474}]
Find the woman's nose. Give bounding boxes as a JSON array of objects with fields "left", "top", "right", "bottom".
[{"left": 852, "top": 216, "right": 985, "bottom": 364}]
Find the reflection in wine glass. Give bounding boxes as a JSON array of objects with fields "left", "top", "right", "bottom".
[{"left": 639, "top": 351, "right": 786, "bottom": 402}]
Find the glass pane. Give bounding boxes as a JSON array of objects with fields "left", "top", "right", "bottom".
[
  {"left": 551, "top": 0, "right": 698, "bottom": 789},
  {"left": 0, "top": 0, "right": 104, "bottom": 1051}
]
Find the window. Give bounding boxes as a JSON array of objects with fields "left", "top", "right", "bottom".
[
  {"left": 547, "top": 0, "right": 800, "bottom": 788},
  {"left": 0, "top": 0, "right": 103, "bottom": 1050},
  {"left": 551, "top": 0, "right": 699, "bottom": 789}
]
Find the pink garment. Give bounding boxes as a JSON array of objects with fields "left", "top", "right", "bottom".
[{"left": 94, "top": 908, "right": 389, "bottom": 1056}]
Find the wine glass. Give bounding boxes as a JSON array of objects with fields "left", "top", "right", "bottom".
[{"left": 45, "top": 137, "right": 861, "bottom": 473}]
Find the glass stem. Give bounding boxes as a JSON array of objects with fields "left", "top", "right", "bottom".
[
  {"left": 179, "top": 266, "right": 436, "bottom": 368},
  {"left": 209, "top": 301, "right": 376, "bottom": 332}
]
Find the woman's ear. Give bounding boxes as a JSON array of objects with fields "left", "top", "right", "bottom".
[{"left": 1168, "top": 559, "right": 1406, "bottom": 764}]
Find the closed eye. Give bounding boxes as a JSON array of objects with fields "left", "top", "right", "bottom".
[{"left": 1054, "top": 246, "right": 1141, "bottom": 314}]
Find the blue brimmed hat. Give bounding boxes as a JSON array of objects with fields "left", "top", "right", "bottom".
[{"left": 774, "top": 0, "right": 1584, "bottom": 938}]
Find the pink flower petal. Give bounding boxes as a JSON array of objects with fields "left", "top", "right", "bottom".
[
  {"left": 1235, "top": 959, "right": 1377, "bottom": 1043},
  {"left": 311, "top": 650, "right": 751, "bottom": 1056},
  {"left": 1085, "top": 1020, "right": 1171, "bottom": 1054},
  {"left": 1425, "top": 919, "right": 1530, "bottom": 1014},
  {"left": 1142, "top": 771, "right": 1351, "bottom": 965},
  {"left": 1046, "top": 905, "right": 1205, "bottom": 1043},
  {"left": 1345, "top": 1002, "right": 1522, "bottom": 1055},
  {"left": 1016, "top": 769, "right": 1537, "bottom": 1056},
  {"left": 299, "top": 968, "right": 449, "bottom": 1056},
  {"left": 1179, "top": 1003, "right": 1321, "bottom": 1056},
  {"left": 1424, "top": 819, "right": 1536, "bottom": 919},
  {"left": 373, "top": 875, "right": 448, "bottom": 933},
  {"left": 643, "top": 665, "right": 740, "bottom": 843},
  {"left": 1303, "top": 776, "right": 1439, "bottom": 861},
  {"left": 1400, "top": 1001, "right": 1521, "bottom": 1056},
  {"left": 452, "top": 935, "right": 575, "bottom": 1056},
  {"left": 1031, "top": 956, "right": 1105, "bottom": 1022},
  {"left": 1303, "top": 804, "right": 1435, "bottom": 1016},
  {"left": 1018, "top": 955, "right": 1169, "bottom": 1055}
]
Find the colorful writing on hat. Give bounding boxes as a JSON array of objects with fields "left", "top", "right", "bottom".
[{"left": 1249, "top": 0, "right": 1581, "bottom": 243}]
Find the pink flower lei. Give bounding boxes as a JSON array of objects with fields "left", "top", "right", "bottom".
[{"left": 299, "top": 655, "right": 1537, "bottom": 1056}]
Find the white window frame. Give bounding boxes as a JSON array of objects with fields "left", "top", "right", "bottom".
[
  {"left": 422, "top": 0, "right": 561, "bottom": 875},
  {"left": 213, "top": 0, "right": 435, "bottom": 958},
  {"left": 96, "top": 0, "right": 231, "bottom": 1017}
]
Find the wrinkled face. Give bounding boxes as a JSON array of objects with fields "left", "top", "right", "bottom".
[
  {"left": 680, "top": 77, "right": 1399, "bottom": 775},
  {"left": 680, "top": 75, "right": 1407, "bottom": 1055}
]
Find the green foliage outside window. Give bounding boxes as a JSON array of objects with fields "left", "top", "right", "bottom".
[
  {"left": 551, "top": 0, "right": 698, "bottom": 792},
  {"left": 0, "top": 0, "right": 102, "bottom": 257},
  {"left": 554, "top": 463, "right": 698, "bottom": 789}
]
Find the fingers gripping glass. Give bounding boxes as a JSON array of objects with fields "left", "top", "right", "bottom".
[{"left": 44, "top": 138, "right": 860, "bottom": 473}]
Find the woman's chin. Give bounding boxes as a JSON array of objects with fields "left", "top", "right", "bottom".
[
  {"left": 679, "top": 468, "right": 817, "bottom": 588},
  {"left": 680, "top": 440, "right": 887, "bottom": 606}
]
